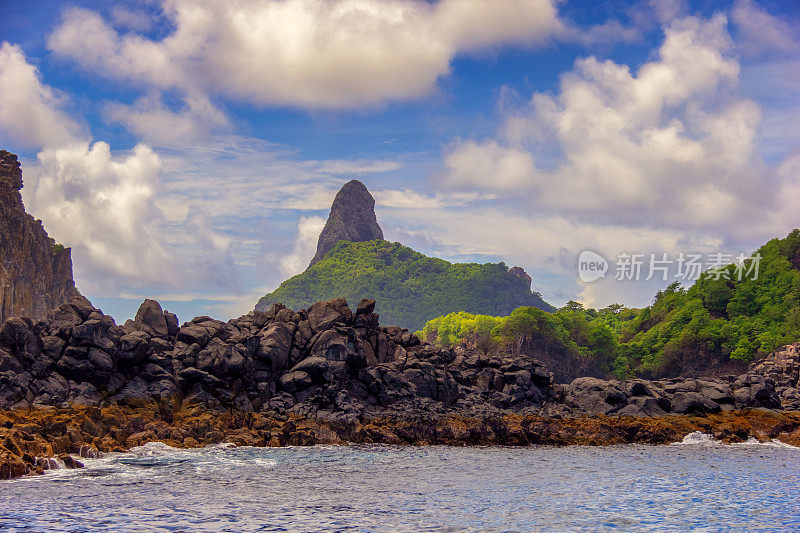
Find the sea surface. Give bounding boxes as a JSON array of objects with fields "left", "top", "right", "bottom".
[{"left": 1, "top": 434, "right": 799, "bottom": 532}]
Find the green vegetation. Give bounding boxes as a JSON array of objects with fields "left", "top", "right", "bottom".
[
  {"left": 256, "top": 240, "right": 554, "bottom": 331},
  {"left": 421, "top": 303, "right": 633, "bottom": 378},
  {"left": 49, "top": 237, "right": 66, "bottom": 256},
  {"left": 421, "top": 230, "right": 800, "bottom": 378}
]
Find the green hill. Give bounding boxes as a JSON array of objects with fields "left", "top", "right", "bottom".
[
  {"left": 615, "top": 229, "right": 800, "bottom": 376},
  {"left": 420, "top": 230, "right": 800, "bottom": 379},
  {"left": 255, "top": 240, "right": 554, "bottom": 331}
]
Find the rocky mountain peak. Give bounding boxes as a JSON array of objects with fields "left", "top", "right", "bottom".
[
  {"left": 0, "top": 149, "right": 80, "bottom": 325},
  {"left": 309, "top": 179, "right": 383, "bottom": 266}
]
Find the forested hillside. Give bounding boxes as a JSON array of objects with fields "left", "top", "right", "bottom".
[
  {"left": 421, "top": 230, "right": 800, "bottom": 380},
  {"left": 256, "top": 240, "right": 554, "bottom": 331}
]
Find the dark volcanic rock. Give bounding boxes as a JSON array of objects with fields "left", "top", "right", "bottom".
[
  {"left": 0, "top": 150, "right": 80, "bottom": 325},
  {"left": 750, "top": 343, "right": 800, "bottom": 389},
  {"left": 309, "top": 180, "right": 383, "bottom": 266},
  {"left": 2, "top": 292, "right": 800, "bottom": 452},
  {"left": 129, "top": 299, "right": 170, "bottom": 338}
]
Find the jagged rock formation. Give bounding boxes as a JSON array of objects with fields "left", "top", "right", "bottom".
[
  {"left": 0, "top": 296, "right": 552, "bottom": 412},
  {"left": 750, "top": 343, "right": 800, "bottom": 409},
  {"left": 2, "top": 296, "right": 800, "bottom": 478},
  {"left": 1, "top": 295, "right": 797, "bottom": 419},
  {"left": 309, "top": 179, "right": 383, "bottom": 266},
  {"left": 0, "top": 150, "right": 79, "bottom": 325}
]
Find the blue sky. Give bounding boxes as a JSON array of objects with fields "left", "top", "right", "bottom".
[{"left": 0, "top": 0, "right": 798, "bottom": 323}]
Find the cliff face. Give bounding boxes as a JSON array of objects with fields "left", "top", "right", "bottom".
[
  {"left": 0, "top": 150, "right": 79, "bottom": 325},
  {"left": 309, "top": 179, "right": 383, "bottom": 266}
]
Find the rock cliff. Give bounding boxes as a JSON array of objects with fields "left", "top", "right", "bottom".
[
  {"left": 309, "top": 179, "right": 383, "bottom": 266},
  {"left": 0, "top": 150, "right": 79, "bottom": 325}
]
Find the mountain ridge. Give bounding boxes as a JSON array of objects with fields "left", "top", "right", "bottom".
[{"left": 256, "top": 239, "right": 554, "bottom": 331}]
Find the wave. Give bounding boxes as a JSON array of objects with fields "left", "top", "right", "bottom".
[{"left": 674, "top": 431, "right": 799, "bottom": 448}]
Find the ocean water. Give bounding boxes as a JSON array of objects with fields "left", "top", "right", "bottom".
[{"left": 1, "top": 436, "right": 799, "bottom": 532}]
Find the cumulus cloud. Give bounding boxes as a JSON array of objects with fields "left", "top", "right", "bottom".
[
  {"left": 105, "top": 91, "right": 230, "bottom": 146},
  {"left": 423, "top": 12, "right": 800, "bottom": 309},
  {"left": 0, "top": 42, "right": 85, "bottom": 149},
  {"left": 47, "top": 0, "right": 562, "bottom": 110},
  {"left": 23, "top": 142, "right": 178, "bottom": 292},
  {"left": 562, "top": 19, "right": 642, "bottom": 47},
  {"left": 444, "top": 140, "right": 535, "bottom": 191},
  {"left": 445, "top": 15, "right": 773, "bottom": 236}
]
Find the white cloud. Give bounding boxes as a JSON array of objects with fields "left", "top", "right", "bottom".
[
  {"left": 24, "top": 141, "right": 178, "bottom": 292},
  {"left": 105, "top": 91, "right": 230, "bottom": 146},
  {"left": 111, "top": 6, "right": 157, "bottom": 32},
  {"left": 649, "top": 0, "right": 687, "bottom": 24},
  {"left": 47, "top": 0, "right": 562, "bottom": 110},
  {"left": 377, "top": 203, "right": 729, "bottom": 308},
  {"left": 153, "top": 135, "right": 401, "bottom": 221},
  {"left": 424, "top": 12, "right": 800, "bottom": 309},
  {"left": 280, "top": 216, "right": 326, "bottom": 275},
  {"left": 562, "top": 19, "right": 642, "bottom": 47},
  {"left": 444, "top": 139, "right": 536, "bottom": 191},
  {"left": 445, "top": 15, "right": 774, "bottom": 236},
  {"left": 373, "top": 189, "right": 492, "bottom": 209},
  {"left": 0, "top": 42, "right": 84, "bottom": 149},
  {"left": 732, "top": 0, "right": 799, "bottom": 56}
]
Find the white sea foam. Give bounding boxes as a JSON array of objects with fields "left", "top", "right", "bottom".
[
  {"left": 674, "top": 431, "right": 799, "bottom": 448},
  {"left": 674, "top": 431, "right": 719, "bottom": 445},
  {"left": 129, "top": 441, "right": 183, "bottom": 455},
  {"left": 732, "top": 437, "right": 799, "bottom": 449}
]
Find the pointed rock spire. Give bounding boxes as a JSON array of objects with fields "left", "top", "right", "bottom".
[{"left": 309, "top": 180, "right": 383, "bottom": 266}]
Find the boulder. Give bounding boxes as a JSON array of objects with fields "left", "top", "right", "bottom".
[
  {"left": 670, "top": 392, "right": 720, "bottom": 414},
  {"left": 564, "top": 377, "right": 628, "bottom": 415},
  {"left": 132, "top": 299, "right": 169, "bottom": 338},
  {"left": 751, "top": 344, "right": 800, "bottom": 388},
  {"left": 179, "top": 367, "right": 223, "bottom": 387},
  {"left": 279, "top": 371, "right": 313, "bottom": 393},
  {"left": 196, "top": 338, "right": 247, "bottom": 377},
  {"left": 255, "top": 322, "right": 294, "bottom": 371},
  {"left": 356, "top": 299, "right": 376, "bottom": 316},
  {"left": 176, "top": 319, "right": 223, "bottom": 347},
  {"left": 307, "top": 299, "right": 352, "bottom": 333},
  {"left": 290, "top": 356, "right": 329, "bottom": 380},
  {"left": 118, "top": 332, "right": 152, "bottom": 365}
]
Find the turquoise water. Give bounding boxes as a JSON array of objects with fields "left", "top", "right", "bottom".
[{"left": 1, "top": 436, "right": 799, "bottom": 532}]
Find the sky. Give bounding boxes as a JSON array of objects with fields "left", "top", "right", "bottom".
[{"left": 0, "top": 0, "right": 798, "bottom": 323}]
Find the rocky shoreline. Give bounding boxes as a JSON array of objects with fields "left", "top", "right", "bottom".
[
  {"left": 3, "top": 405, "right": 800, "bottom": 480},
  {"left": 2, "top": 296, "right": 800, "bottom": 479}
]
